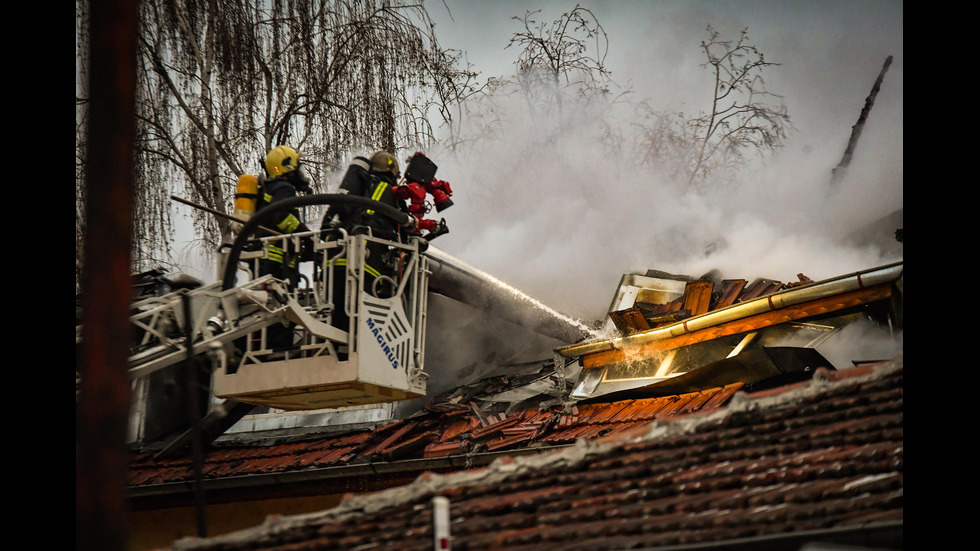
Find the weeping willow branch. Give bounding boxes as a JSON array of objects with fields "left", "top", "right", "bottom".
[{"left": 76, "top": 0, "right": 483, "bottom": 275}]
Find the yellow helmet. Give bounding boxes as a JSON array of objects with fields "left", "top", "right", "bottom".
[
  {"left": 369, "top": 150, "right": 400, "bottom": 178},
  {"left": 265, "top": 145, "right": 302, "bottom": 177}
]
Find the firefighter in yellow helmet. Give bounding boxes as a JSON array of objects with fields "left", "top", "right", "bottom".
[{"left": 254, "top": 145, "right": 315, "bottom": 349}]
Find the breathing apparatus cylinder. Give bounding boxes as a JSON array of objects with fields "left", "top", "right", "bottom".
[{"left": 234, "top": 174, "right": 260, "bottom": 221}]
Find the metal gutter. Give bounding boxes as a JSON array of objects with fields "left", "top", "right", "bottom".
[{"left": 557, "top": 261, "right": 903, "bottom": 359}]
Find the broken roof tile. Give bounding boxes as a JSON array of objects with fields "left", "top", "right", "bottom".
[
  {"left": 424, "top": 440, "right": 466, "bottom": 459},
  {"left": 711, "top": 279, "right": 747, "bottom": 310},
  {"left": 683, "top": 280, "right": 713, "bottom": 317},
  {"left": 439, "top": 417, "right": 480, "bottom": 442},
  {"left": 737, "top": 278, "right": 785, "bottom": 302}
]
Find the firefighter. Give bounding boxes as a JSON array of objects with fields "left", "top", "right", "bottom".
[
  {"left": 320, "top": 151, "right": 406, "bottom": 333},
  {"left": 321, "top": 151, "right": 404, "bottom": 240},
  {"left": 255, "top": 144, "right": 315, "bottom": 349}
]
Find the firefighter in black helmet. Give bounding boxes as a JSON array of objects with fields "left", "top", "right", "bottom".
[
  {"left": 322, "top": 151, "right": 404, "bottom": 237},
  {"left": 321, "top": 151, "right": 406, "bottom": 333}
]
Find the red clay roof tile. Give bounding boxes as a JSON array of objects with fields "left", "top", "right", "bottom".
[{"left": 132, "top": 352, "right": 902, "bottom": 551}]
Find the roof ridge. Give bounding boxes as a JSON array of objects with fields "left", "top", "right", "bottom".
[
  {"left": 629, "top": 352, "right": 902, "bottom": 445},
  {"left": 172, "top": 353, "right": 903, "bottom": 550},
  {"left": 727, "top": 352, "right": 903, "bottom": 413}
]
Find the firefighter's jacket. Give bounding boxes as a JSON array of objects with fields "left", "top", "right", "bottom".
[
  {"left": 321, "top": 159, "right": 406, "bottom": 283},
  {"left": 322, "top": 158, "right": 405, "bottom": 239},
  {"left": 257, "top": 178, "right": 310, "bottom": 268}
]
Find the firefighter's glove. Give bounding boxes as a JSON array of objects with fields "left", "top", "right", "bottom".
[{"left": 300, "top": 237, "right": 316, "bottom": 262}]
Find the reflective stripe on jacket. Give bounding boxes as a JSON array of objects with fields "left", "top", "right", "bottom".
[
  {"left": 257, "top": 178, "right": 305, "bottom": 266},
  {"left": 266, "top": 243, "right": 298, "bottom": 268},
  {"left": 328, "top": 257, "right": 382, "bottom": 279},
  {"left": 263, "top": 190, "right": 303, "bottom": 233},
  {"left": 366, "top": 181, "right": 388, "bottom": 215}
]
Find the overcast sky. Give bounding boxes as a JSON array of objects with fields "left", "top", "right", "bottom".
[{"left": 416, "top": 0, "right": 903, "bottom": 321}]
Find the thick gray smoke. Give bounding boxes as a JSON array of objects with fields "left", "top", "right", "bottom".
[
  {"left": 425, "top": 0, "right": 903, "bottom": 322},
  {"left": 170, "top": 1, "right": 903, "bottom": 326}
]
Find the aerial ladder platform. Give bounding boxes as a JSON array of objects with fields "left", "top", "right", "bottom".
[
  {"left": 119, "top": 195, "right": 432, "bottom": 413},
  {"left": 76, "top": 194, "right": 596, "bottom": 448}
]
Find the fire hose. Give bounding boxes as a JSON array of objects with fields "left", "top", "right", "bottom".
[{"left": 221, "top": 194, "right": 417, "bottom": 291}]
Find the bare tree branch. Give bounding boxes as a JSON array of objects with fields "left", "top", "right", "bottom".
[
  {"left": 76, "top": 0, "right": 483, "bottom": 281},
  {"left": 629, "top": 25, "right": 792, "bottom": 188}
]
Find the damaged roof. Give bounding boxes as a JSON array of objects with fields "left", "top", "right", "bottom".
[
  {"left": 129, "top": 374, "right": 748, "bottom": 492},
  {"left": 157, "top": 357, "right": 903, "bottom": 550},
  {"left": 129, "top": 261, "right": 902, "bottom": 549}
]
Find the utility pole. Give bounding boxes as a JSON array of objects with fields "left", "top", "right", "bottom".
[{"left": 76, "top": 0, "right": 138, "bottom": 549}]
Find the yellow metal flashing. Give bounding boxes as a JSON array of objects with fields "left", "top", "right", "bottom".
[{"left": 557, "top": 262, "right": 903, "bottom": 367}]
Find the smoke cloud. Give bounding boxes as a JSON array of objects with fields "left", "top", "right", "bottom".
[
  {"left": 169, "top": 2, "right": 903, "bottom": 328},
  {"left": 425, "top": 0, "right": 903, "bottom": 322}
]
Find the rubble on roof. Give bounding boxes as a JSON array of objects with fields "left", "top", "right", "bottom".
[{"left": 558, "top": 261, "right": 902, "bottom": 401}]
